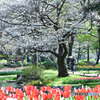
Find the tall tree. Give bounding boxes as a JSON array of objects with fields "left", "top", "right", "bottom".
[{"left": 0, "top": 0, "right": 92, "bottom": 77}]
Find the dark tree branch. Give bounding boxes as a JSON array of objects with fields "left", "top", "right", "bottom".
[
  {"left": 46, "top": 14, "right": 56, "bottom": 24},
  {"left": 0, "top": 18, "right": 43, "bottom": 26},
  {"left": 29, "top": 47, "right": 58, "bottom": 57}
]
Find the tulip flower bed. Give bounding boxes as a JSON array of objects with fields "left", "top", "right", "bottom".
[
  {"left": 63, "top": 77, "right": 100, "bottom": 84},
  {"left": 0, "top": 85, "right": 100, "bottom": 100},
  {"left": 76, "top": 65, "right": 100, "bottom": 70}
]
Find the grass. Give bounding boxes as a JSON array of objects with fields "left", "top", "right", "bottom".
[
  {"left": 0, "top": 75, "right": 17, "bottom": 81},
  {"left": 43, "top": 69, "right": 86, "bottom": 86},
  {"left": 0, "top": 70, "right": 23, "bottom": 75},
  {"left": 0, "top": 69, "right": 99, "bottom": 88}
]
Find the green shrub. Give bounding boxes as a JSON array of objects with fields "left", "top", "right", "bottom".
[
  {"left": 77, "top": 61, "right": 87, "bottom": 66},
  {"left": 4, "top": 61, "right": 18, "bottom": 68},
  {"left": 0, "top": 64, "right": 4, "bottom": 69},
  {"left": 0, "top": 54, "right": 8, "bottom": 58},
  {"left": 28, "top": 78, "right": 52, "bottom": 86},
  {"left": 22, "top": 62, "right": 29, "bottom": 66},
  {"left": 16, "top": 61, "right": 23, "bottom": 67},
  {"left": 22, "top": 65, "right": 45, "bottom": 79},
  {"left": 42, "top": 61, "right": 56, "bottom": 69}
]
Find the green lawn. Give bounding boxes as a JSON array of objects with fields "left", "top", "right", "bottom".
[
  {"left": 43, "top": 70, "right": 86, "bottom": 86},
  {"left": 0, "top": 75, "right": 17, "bottom": 81},
  {"left": 0, "top": 69, "right": 99, "bottom": 88}
]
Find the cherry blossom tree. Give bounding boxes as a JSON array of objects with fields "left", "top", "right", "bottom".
[{"left": 0, "top": 0, "right": 94, "bottom": 77}]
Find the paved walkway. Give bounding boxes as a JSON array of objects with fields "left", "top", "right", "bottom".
[{"left": 68, "top": 70, "right": 100, "bottom": 77}]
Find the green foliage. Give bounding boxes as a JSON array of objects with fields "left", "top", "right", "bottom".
[
  {"left": 0, "top": 70, "right": 23, "bottom": 75},
  {"left": 0, "top": 54, "right": 8, "bottom": 58},
  {"left": 76, "top": 67, "right": 100, "bottom": 71},
  {"left": 22, "top": 65, "right": 45, "bottom": 79},
  {"left": 42, "top": 61, "right": 56, "bottom": 69},
  {"left": 95, "top": 64, "right": 100, "bottom": 66},
  {"left": 0, "top": 64, "right": 4, "bottom": 69},
  {"left": 4, "top": 61, "right": 29, "bottom": 68},
  {"left": 4, "top": 61, "right": 18, "bottom": 68},
  {"left": 63, "top": 78, "right": 100, "bottom": 84},
  {"left": 77, "top": 61, "right": 87, "bottom": 66},
  {"left": 0, "top": 75, "right": 16, "bottom": 81},
  {"left": 84, "top": 2, "right": 100, "bottom": 12},
  {"left": 40, "top": 56, "right": 46, "bottom": 62},
  {"left": 22, "top": 62, "right": 29, "bottom": 66},
  {"left": 28, "top": 78, "right": 51, "bottom": 86},
  {"left": 16, "top": 61, "right": 23, "bottom": 67}
]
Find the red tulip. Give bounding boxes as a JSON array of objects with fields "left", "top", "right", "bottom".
[
  {"left": 54, "top": 96, "right": 60, "bottom": 100},
  {"left": 62, "top": 91, "right": 70, "bottom": 98},
  {"left": 29, "top": 95, "right": 33, "bottom": 100},
  {"left": 34, "top": 96, "right": 40, "bottom": 100},
  {"left": 6, "top": 86, "right": 12, "bottom": 92},
  {"left": 26, "top": 85, "right": 32, "bottom": 90},
  {"left": 93, "top": 95, "right": 98, "bottom": 99},
  {"left": 41, "top": 93, "right": 48, "bottom": 100},
  {"left": 26, "top": 90, "right": 31, "bottom": 95},
  {"left": 47, "top": 93, "right": 53, "bottom": 99},
  {"left": 40, "top": 86, "right": 46, "bottom": 92},
  {"left": 46, "top": 86, "right": 52, "bottom": 92},
  {"left": 64, "top": 85, "right": 71, "bottom": 92}
]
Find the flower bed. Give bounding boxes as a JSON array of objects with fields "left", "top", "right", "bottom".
[
  {"left": 76, "top": 65, "right": 100, "bottom": 70},
  {"left": 0, "top": 85, "right": 100, "bottom": 100},
  {"left": 77, "top": 65, "right": 100, "bottom": 68},
  {"left": 63, "top": 77, "right": 100, "bottom": 84},
  {"left": 75, "top": 66, "right": 100, "bottom": 70}
]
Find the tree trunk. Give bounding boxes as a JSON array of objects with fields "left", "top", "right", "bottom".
[
  {"left": 67, "top": 36, "right": 74, "bottom": 65},
  {"left": 96, "top": 51, "right": 99, "bottom": 64},
  {"left": 87, "top": 43, "right": 89, "bottom": 64},
  {"left": 96, "top": 25, "right": 100, "bottom": 64},
  {"left": 77, "top": 43, "right": 81, "bottom": 62},
  {"left": 32, "top": 52, "right": 38, "bottom": 66},
  {"left": 57, "top": 56, "right": 69, "bottom": 77},
  {"left": 57, "top": 43, "right": 69, "bottom": 77}
]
